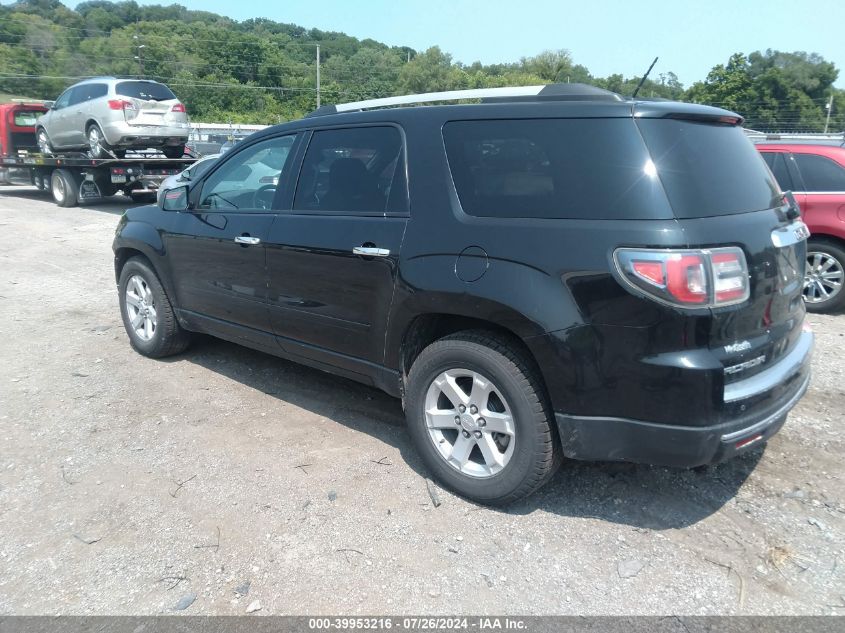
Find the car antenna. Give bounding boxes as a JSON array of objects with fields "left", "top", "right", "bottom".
[{"left": 631, "top": 57, "right": 659, "bottom": 98}]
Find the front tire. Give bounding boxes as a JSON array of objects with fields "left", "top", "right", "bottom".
[
  {"left": 405, "top": 331, "right": 559, "bottom": 505},
  {"left": 804, "top": 239, "right": 845, "bottom": 314},
  {"left": 118, "top": 257, "right": 190, "bottom": 357},
  {"left": 37, "top": 128, "right": 54, "bottom": 155}
]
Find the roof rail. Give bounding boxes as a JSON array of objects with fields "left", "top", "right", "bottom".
[{"left": 308, "top": 83, "right": 623, "bottom": 117}]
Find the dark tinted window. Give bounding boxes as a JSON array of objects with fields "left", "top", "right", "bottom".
[
  {"left": 443, "top": 118, "right": 672, "bottom": 220},
  {"left": 53, "top": 89, "right": 72, "bottom": 110},
  {"left": 636, "top": 119, "right": 781, "bottom": 218},
  {"left": 793, "top": 153, "right": 845, "bottom": 191},
  {"left": 73, "top": 83, "right": 107, "bottom": 103},
  {"left": 116, "top": 81, "right": 177, "bottom": 101},
  {"left": 293, "top": 127, "right": 405, "bottom": 214},
  {"left": 760, "top": 152, "right": 792, "bottom": 190},
  {"left": 66, "top": 86, "right": 87, "bottom": 107}
]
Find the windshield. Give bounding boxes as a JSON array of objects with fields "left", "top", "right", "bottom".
[
  {"left": 116, "top": 81, "right": 177, "bottom": 101},
  {"left": 636, "top": 118, "right": 782, "bottom": 218}
]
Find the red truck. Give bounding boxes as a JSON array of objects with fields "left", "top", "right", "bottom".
[
  {"left": 756, "top": 141, "right": 845, "bottom": 313},
  {"left": 0, "top": 100, "right": 194, "bottom": 206}
]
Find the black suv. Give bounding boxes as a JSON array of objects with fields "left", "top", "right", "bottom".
[{"left": 113, "top": 84, "right": 813, "bottom": 505}]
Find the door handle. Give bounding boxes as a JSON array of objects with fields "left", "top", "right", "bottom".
[
  {"left": 234, "top": 235, "right": 261, "bottom": 245},
  {"left": 353, "top": 246, "right": 390, "bottom": 257}
]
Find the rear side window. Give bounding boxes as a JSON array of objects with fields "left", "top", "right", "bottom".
[
  {"left": 73, "top": 83, "right": 107, "bottom": 103},
  {"left": 636, "top": 119, "right": 781, "bottom": 218},
  {"left": 793, "top": 153, "right": 845, "bottom": 192},
  {"left": 442, "top": 119, "right": 672, "bottom": 220},
  {"left": 760, "top": 152, "right": 793, "bottom": 190},
  {"left": 293, "top": 126, "right": 406, "bottom": 214},
  {"left": 116, "top": 81, "right": 177, "bottom": 102}
]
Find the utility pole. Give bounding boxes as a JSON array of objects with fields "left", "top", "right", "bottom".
[
  {"left": 824, "top": 94, "right": 834, "bottom": 134},
  {"left": 316, "top": 44, "right": 321, "bottom": 109},
  {"left": 133, "top": 35, "right": 145, "bottom": 77}
]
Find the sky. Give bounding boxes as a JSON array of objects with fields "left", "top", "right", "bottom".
[{"left": 61, "top": 0, "right": 845, "bottom": 88}]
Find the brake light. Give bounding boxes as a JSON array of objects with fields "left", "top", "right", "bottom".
[
  {"left": 108, "top": 99, "right": 135, "bottom": 110},
  {"left": 171, "top": 103, "right": 186, "bottom": 113},
  {"left": 615, "top": 247, "right": 750, "bottom": 308}
]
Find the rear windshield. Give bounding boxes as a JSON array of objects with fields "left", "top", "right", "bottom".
[
  {"left": 443, "top": 118, "right": 673, "bottom": 220},
  {"left": 13, "top": 111, "right": 40, "bottom": 126},
  {"left": 636, "top": 119, "right": 781, "bottom": 218},
  {"left": 116, "top": 81, "right": 177, "bottom": 101}
]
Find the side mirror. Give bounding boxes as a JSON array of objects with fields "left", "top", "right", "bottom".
[
  {"left": 44, "top": 101, "right": 55, "bottom": 110},
  {"left": 783, "top": 190, "right": 801, "bottom": 221},
  {"left": 161, "top": 185, "right": 189, "bottom": 211}
]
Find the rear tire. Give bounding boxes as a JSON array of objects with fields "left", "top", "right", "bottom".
[
  {"left": 804, "top": 239, "right": 845, "bottom": 314},
  {"left": 50, "top": 169, "right": 79, "bottom": 208},
  {"left": 405, "top": 330, "right": 560, "bottom": 506},
  {"left": 87, "top": 123, "right": 116, "bottom": 159},
  {"left": 118, "top": 256, "right": 190, "bottom": 358}
]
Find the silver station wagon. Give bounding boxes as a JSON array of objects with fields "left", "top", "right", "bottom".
[{"left": 36, "top": 77, "right": 189, "bottom": 159}]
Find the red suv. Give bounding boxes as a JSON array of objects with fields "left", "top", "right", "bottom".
[{"left": 756, "top": 142, "right": 845, "bottom": 313}]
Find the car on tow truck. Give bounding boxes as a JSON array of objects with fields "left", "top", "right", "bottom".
[{"left": 35, "top": 77, "right": 189, "bottom": 159}]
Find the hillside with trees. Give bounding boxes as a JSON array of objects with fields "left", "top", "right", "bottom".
[{"left": 0, "top": 0, "right": 842, "bottom": 131}]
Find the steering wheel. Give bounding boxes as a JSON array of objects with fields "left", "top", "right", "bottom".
[{"left": 252, "top": 185, "right": 277, "bottom": 210}]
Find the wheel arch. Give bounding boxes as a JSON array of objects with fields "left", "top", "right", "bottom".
[
  {"left": 395, "top": 311, "right": 550, "bottom": 406},
  {"left": 113, "top": 224, "right": 175, "bottom": 300},
  {"left": 808, "top": 232, "right": 845, "bottom": 248}
]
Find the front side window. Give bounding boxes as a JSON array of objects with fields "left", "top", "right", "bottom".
[
  {"left": 53, "top": 90, "right": 72, "bottom": 110},
  {"left": 293, "top": 126, "right": 405, "bottom": 214},
  {"left": 198, "top": 135, "right": 295, "bottom": 211},
  {"left": 793, "top": 153, "right": 845, "bottom": 192}
]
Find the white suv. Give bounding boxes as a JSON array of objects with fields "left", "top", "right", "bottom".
[{"left": 36, "top": 77, "right": 189, "bottom": 159}]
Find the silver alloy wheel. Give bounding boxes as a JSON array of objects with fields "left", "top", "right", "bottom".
[
  {"left": 804, "top": 250, "right": 844, "bottom": 304},
  {"left": 37, "top": 130, "right": 51, "bottom": 154},
  {"left": 424, "top": 368, "right": 516, "bottom": 478},
  {"left": 52, "top": 173, "right": 65, "bottom": 203},
  {"left": 88, "top": 126, "right": 104, "bottom": 157},
  {"left": 125, "top": 274, "right": 157, "bottom": 341}
]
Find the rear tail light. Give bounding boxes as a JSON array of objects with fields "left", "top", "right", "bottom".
[
  {"left": 108, "top": 99, "right": 135, "bottom": 110},
  {"left": 614, "top": 247, "right": 750, "bottom": 308},
  {"left": 171, "top": 103, "right": 186, "bottom": 113}
]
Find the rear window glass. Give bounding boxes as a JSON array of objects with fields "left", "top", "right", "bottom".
[
  {"left": 116, "top": 81, "right": 177, "bottom": 101},
  {"left": 442, "top": 119, "right": 672, "bottom": 220},
  {"left": 636, "top": 119, "right": 781, "bottom": 218},
  {"left": 13, "top": 111, "right": 40, "bottom": 126}
]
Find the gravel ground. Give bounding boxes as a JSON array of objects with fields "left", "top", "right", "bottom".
[{"left": 0, "top": 186, "right": 843, "bottom": 616}]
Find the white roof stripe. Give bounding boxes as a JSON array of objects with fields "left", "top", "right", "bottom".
[{"left": 334, "top": 86, "right": 547, "bottom": 112}]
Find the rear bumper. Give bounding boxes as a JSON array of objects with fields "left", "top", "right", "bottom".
[
  {"left": 101, "top": 120, "right": 189, "bottom": 147},
  {"left": 554, "top": 331, "right": 813, "bottom": 467}
]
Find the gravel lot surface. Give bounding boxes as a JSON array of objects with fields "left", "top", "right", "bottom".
[{"left": 0, "top": 186, "right": 843, "bottom": 616}]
